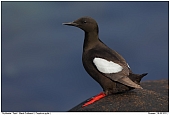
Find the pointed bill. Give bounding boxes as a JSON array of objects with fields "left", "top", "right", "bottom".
[{"left": 62, "top": 22, "right": 79, "bottom": 26}]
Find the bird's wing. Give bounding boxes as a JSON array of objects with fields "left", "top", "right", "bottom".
[{"left": 93, "top": 57, "right": 142, "bottom": 89}]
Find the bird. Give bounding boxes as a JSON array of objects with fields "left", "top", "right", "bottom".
[{"left": 63, "top": 16, "right": 147, "bottom": 107}]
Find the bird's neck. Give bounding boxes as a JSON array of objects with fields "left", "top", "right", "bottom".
[{"left": 83, "top": 32, "right": 99, "bottom": 52}]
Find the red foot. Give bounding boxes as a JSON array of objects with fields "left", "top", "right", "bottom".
[{"left": 82, "top": 92, "right": 106, "bottom": 107}]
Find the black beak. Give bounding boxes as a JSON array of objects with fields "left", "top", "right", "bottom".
[{"left": 62, "top": 22, "right": 79, "bottom": 26}]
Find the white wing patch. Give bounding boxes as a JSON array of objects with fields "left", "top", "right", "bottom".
[{"left": 93, "top": 57, "right": 123, "bottom": 74}]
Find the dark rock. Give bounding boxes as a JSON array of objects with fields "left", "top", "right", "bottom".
[
  {"left": 141, "top": 79, "right": 169, "bottom": 96},
  {"left": 69, "top": 79, "right": 169, "bottom": 112}
]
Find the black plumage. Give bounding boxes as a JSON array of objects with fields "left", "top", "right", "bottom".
[{"left": 63, "top": 16, "right": 147, "bottom": 106}]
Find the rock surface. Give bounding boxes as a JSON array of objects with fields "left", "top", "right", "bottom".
[{"left": 69, "top": 79, "right": 169, "bottom": 112}]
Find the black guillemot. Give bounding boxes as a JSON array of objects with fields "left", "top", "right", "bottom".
[{"left": 63, "top": 16, "right": 147, "bottom": 107}]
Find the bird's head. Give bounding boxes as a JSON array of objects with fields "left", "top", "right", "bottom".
[{"left": 63, "top": 16, "right": 99, "bottom": 33}]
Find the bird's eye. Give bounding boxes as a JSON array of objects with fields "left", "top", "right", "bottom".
[{"left": 83, "top": 20, "right": 87, "bottom": 23}]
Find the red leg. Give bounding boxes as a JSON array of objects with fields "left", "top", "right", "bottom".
[{"left": 82, "top": 92, "right": 106, "bottom": 107}]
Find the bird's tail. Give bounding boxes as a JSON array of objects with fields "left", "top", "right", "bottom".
[{"left": 129, "top": 73, "right": 148, "bottom": 85}]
